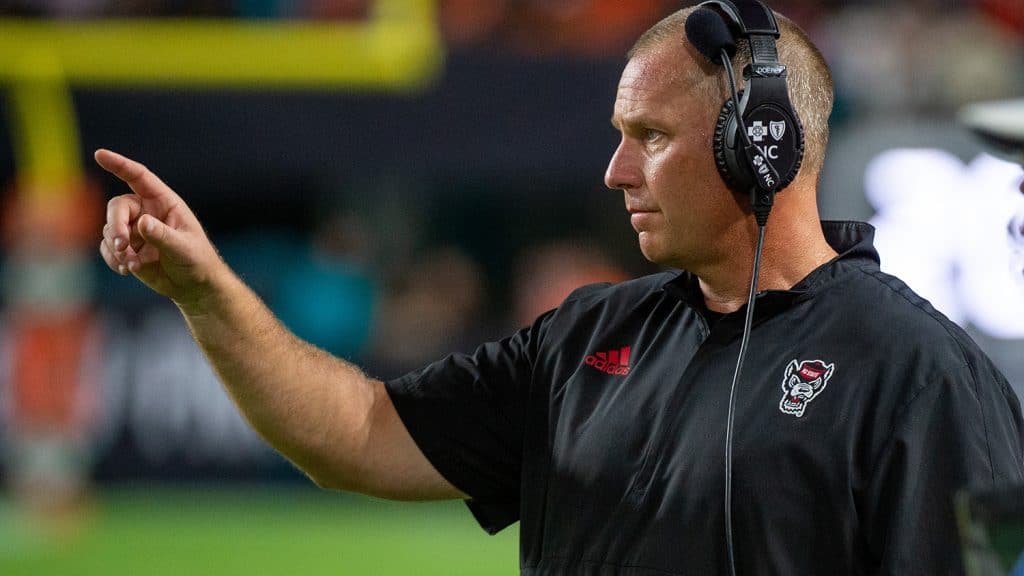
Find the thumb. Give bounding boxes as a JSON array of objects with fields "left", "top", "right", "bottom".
[{"left": 137, "top": 214, "right": 190, "bottom": 257}]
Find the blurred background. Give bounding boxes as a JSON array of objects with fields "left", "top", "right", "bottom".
[{"left": 0, "top": 0, "right": 1020, "bottom": 574}]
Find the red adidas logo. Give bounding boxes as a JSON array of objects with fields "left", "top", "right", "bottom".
[{"left": 585, "top": 346, "right": 632, "bottom": 376}]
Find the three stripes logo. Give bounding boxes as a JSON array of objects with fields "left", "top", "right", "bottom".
[{"left": 584, "top": 346, "right": 632, "bottom": 376}]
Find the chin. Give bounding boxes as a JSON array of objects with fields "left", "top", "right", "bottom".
[
  {"left": 638, "top": 237, "right": 669, "bottom": 266},
  {"left": 637, "top": 234, "right": 655, "bottom": 259},
  {"left": 638, "top": 238, "right": 690, "bottom": 269}
]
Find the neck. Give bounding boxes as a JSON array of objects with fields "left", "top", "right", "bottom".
[{"left": 696, "top": 199, "right": 838, "bottom": 314}]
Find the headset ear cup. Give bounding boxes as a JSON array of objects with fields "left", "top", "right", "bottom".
[
  {"left": 713, "top": 92, "right": 808, "bottom": 195},
  {"left": 713, "top": 96, "right": 749, "bottom": 195}
]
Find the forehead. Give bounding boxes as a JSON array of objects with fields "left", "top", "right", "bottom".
[{"left": 613, "top": 42, "right": 705, "bottom": 125}]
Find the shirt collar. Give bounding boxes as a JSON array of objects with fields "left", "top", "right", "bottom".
[{"left": 662, "top": 220, "right": 879, "bottom": 318}]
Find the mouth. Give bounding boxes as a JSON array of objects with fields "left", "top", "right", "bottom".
[
  {"left": 629, "top": 211, "right": 657, "bottom": 232},
  {"left": 784, "top": 397, "right": 805, "bottom": 409},
  {"left": 626, "top": 204, "right": 657, "bottom": 214}
]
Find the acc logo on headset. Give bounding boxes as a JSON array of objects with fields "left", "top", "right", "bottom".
[{"left": 779, "top": 359, "right": 835, "bottom": 418}]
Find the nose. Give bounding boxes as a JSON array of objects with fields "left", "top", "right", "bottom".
[{"left": 604, "top": 138, "right": 642, "bottom": 191}]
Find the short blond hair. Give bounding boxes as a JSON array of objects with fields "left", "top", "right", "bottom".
[{"left": 629, "top": 7, "right": 834, "bottom": 176}]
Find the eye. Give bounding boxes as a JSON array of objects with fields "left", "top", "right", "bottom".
[{"left": 644, "top": 129, "right": 664, "bottom": 143}]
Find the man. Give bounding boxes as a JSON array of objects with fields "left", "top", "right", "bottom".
[{"left": 98, "top": 4, "right": 1023, "bottom": 575}]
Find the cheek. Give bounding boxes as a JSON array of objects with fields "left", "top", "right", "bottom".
[
  {"left": 651, "top": 138, "right": 709, "bottom": 184},
  {"left": 648, "top": 154, "right": 702, "bottom": 214},
  {"left": 647, "top": 153, "right": 686, "bottom": 195}
]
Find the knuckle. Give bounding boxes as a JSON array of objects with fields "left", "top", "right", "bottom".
[{"left": 108, "top": 197, "right": 126, "bottom": 214}]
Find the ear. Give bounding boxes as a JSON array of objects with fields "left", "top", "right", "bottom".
[
  {"left": 823, "top": 362, "right": 835, "bottom": 381},
  {"left": 786, "top": 359, "right": 799, "bottom": 377}
]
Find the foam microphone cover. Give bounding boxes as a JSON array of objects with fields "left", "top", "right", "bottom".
[{"left": 685, "top": 8, "right": 737, "bottom": 64}]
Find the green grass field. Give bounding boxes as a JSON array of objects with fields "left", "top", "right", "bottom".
[{"left": 0, "top": 485, "right": 519, "bottom": 575}]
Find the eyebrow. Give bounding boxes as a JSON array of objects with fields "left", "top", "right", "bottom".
[{"left": 611, "top": 111, "right": 660, "bottom": 134}]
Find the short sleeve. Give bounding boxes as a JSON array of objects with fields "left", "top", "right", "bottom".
[
  {"left": 384, "top": 311, "right": 553, "bottom": 535},
  {"left": 864, "top": 362, "right": 1024, "bottom": 575}
]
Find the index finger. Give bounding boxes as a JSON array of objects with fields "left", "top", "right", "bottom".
[{"left": 94, "top": 149, "right": 181, "bottom": 204}]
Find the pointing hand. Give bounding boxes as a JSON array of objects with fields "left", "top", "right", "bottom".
[{"left": 97, "top": 149, "right": 228, "bottom": 311}]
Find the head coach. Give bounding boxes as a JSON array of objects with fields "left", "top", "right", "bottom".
[{"left": 97, "top": 1, "right": 1024, "bottom": 574}]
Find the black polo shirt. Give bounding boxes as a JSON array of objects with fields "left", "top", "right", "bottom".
[{"left": 385, "top": 221, "right": 1024, "bottom": 575}]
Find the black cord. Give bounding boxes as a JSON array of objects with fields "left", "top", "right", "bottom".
[
  {"left": 721, "top": 47, "right": 776, "bottom": 227},
  {"left": 720, "top": 45, "right": 775, "bottom": 575},
  {"left": 724, "top": 223, "right": 767, "bottom": 576},
  {"left": 722, "top": 50, "right": 752, "bottom": 150}
]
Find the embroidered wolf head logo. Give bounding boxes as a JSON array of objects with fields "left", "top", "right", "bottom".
[{"left": 779, "top": 359, "right": 835, "bottom": 418}]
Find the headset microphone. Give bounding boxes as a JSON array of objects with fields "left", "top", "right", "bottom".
[{"left": 685, "top": 8, "right": 737, "bottom": 64}]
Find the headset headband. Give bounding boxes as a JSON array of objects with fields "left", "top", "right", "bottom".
[
  {"left": 698, "top": 0, "right": 784, "bottom": 75},
  {"left": 698, "top": 0, "right": 778, "bottom": 36}
]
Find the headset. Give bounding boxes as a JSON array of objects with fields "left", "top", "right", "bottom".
[
  {"left": 685, "top": 0, "right": 804, "bottom": 223},
  {"left": 682, "top": 2, "right": 804, "bottom": 575}
]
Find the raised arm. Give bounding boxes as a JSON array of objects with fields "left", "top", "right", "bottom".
[{"left": 96, "top": 149, "right": 464, "bottom": 501}]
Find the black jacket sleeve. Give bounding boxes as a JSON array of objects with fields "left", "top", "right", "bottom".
[
  {"left": 865, "top": 361, "right": 1024, "bottom": 575},
  {"left": 384, "top": 310, "right": 554, "bottom": 535}
]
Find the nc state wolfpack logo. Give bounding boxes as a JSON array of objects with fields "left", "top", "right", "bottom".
[{"left": 779, "top": 359, "right": 835, "bottom": 418}]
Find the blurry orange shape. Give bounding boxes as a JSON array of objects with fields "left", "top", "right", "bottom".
[
  {"left": 1, "top": 178, "right": 104, "bottom": 435},
  {"left": 2, "top": 179, "right": 104, "bottom": 255},
  {"left": 10, "top": 309, "right": 100, "bottom": 436},
  {"left": 440, "top": 0, "right": 508, "bottom": 45},
  {"left": 511, "top": 0, "right": 666, "bottom": 57},
  {"left": 513, "top": 242, "right": 629, "bottom": 327},
  {"left": 980, "top": 0, "right": 1024, "bottom": 36}
]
